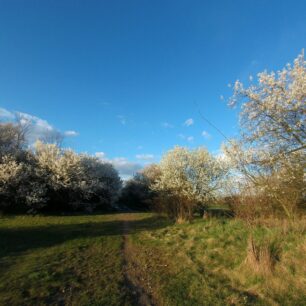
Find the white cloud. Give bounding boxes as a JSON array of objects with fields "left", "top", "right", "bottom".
[
  {"left": 15, "top": 112, "right": 57, "bottom": 143},
  {"left": 0, "top": 107, "right": 14, "bottom": 119},
  {"left": 0, "top": 107, "right": 78, "bottom": 144},
  {"left": 186, "top": 136, "right": 194, "bottom": 142},
  {"left": 178, "top": 134, "right": 194, "bottom": 142},
  {"left": 95, "top": 152, "right": 106, "bottom": 159},
  {"left": 184, "top": 118, "right": 194, "bottom": 127},
  {"left": 161, "top": 122, "right": 174, "bottom": 128},
  {"left": 112, "top": 157, "right": 142, "bottom": 173},
  {"left": 220, "top": 95, "right": 224, "bottom": 101},
  {"left": 64, "top": 130, "right": 79, "bottom": 137},
  {"left": 136, "top": 154, "right": 154, "bottom": 161},
  {"left": 95, "top": 152, "right": 143, "bottom": 179},
  {"left": 201, "top": 131, "right": 211, "bottom": 139}
]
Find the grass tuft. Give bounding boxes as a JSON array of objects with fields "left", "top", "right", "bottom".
[{"left": 246, "top": 236, "right": 281, "bottom": 275}]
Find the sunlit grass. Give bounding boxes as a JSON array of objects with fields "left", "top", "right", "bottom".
[
  {"left": 129, "top": 216, "right": 306, "bottom": 305},
  {"left": 1, "top": 213, "right": 305, "bottom": 305}
]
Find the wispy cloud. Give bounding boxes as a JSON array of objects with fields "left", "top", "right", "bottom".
[
  {"left": 186, "top": 136, "right": 194, "bottom": 142},
  {"left": 178, "top": 134, "right": 194, "bottom": 142},
  {"left": 136, "top": 154, "right": 154, "bottom": 161},
  {"left": 201, "top": 130, "right": 211, "bottom": 139},
  {"left": 251, "top": 59, "right": 259, "bottom": 66},
  {"left": 0, "top": 107, "right": 78, "bottom": 144},
  {"left": 64, "top": 130, "right": 79, "bottom": 137},
  {"left": 184, "top": 118, "right": 194, "bottom": 127},
  {"left": 95, "top": 152, "right": 106, "bottom": 159},
  {"left": 161, "top": 122, "right": 174, "bottom": 128},
  {"left": 0, "top": 107, "right": 15, "bottom": 119},
  {"left": 117, "top": 115, "right": 126, "bottom": 125}
]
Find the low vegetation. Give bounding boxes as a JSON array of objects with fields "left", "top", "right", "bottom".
[
  {"left": 0, "top": 214, "right": 131, "bottom": 305},
  {"left": 1, "top": 213, "right": 305, "bottom": 305},
  {"left": 127, "top": 214, "right": 306, "bottom": 305}
]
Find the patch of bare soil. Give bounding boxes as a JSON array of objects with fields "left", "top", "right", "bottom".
[{"left": 122, "top": 216, "right": 155, "bottom": 306}]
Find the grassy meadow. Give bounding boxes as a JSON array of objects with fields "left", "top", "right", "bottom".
[
  {"left": 0, "top": 213, "right": 305, "bottom": 305},
  {"left": 128, "top": 215, "right": 306, "bottom": 305},
  {"left": 0, "top": 214, "right": 131, "bottom": 305}
]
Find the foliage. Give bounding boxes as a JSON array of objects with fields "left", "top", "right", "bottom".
[
  {"left": 0, "top": 123, "right": 27, "bottom": 159},
  {"left": 246, "top": 235, "right": 281, "bottom": 275},
  {"left": 229, "top": 51, "right": 305, "bottom": 157},
  {"left": 153, "top": 147, "right": 228, "bottom": 221},
  {"left": 118, "top": 164, "right": 161, "bottom": 211},
  {"left": 0, "top": 132, "right": 121, "bottom": 213},
  {"left": 224, "top": 51, "right": 306, "bottom": 219},
  {"left": 119, "top": 174, "right": 151, "bottom": 211}
]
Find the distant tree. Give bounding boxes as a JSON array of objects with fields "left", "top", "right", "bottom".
[
  {"left": 119, "top": 175, "right": 149, "bottom": 211},
  {"left": 0, "top": 123, "right": 27, "bottom": 158},
  {"left": 79, "top": 155, "right": 122, "bottom": 210},
  {"left": 40, "top": 129, "right": 64, "bottom": 147},
  {"left": 33, "top": 141, "right": 122, "bottom": 212},
  {"left": 0, "top": 153, "right": 48, "bottom": 213},
  {"left": 153, "top": 147, "right": 228, "bottom": 222}
]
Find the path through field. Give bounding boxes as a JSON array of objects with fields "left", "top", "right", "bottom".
[
  {"left": 2, "top": 212, "right": 301, "bottom": 305},
  {"left": 122, "top": 214, "right": 154, "bottom": 306},
  {"left": 0, "top": 213, "right": 168, "bottom": 306}
]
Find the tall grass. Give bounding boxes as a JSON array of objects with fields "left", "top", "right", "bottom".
[{"left": 246, "top": 236, "right": 281, "bottom": 275}]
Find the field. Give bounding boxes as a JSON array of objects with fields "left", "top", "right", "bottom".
[{"left": 0, "top": 213, "right": 305, "bottom": 305}]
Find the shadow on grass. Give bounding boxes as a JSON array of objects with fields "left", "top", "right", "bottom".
[{"left": 0, "top": 214, "right": 172, "bottom": 259}]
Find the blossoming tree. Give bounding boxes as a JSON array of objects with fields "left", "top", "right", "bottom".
[
  {"left": 153, "top": 146, "right": 228, "bottom": 222},
  {"left": 224, "top": 52, "right": 306, "bottom": 218}
]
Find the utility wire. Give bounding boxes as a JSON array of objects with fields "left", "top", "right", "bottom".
[{"left": 193, "top": 100, "right": 232, "bottom": 144}]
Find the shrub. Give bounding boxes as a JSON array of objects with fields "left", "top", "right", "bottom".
[
  {"left": 118, "top": 175, "right": 151, "bottom": 211},
  {"left": 152, "top": 147, "right": 228, "bottom": 222},
  {"left": 0, "top": 140, "right": 122, "bottom": 213}
]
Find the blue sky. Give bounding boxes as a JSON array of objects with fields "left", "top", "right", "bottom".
[{"left": 0, "top": 0, "right": 305, "bottom": 177}]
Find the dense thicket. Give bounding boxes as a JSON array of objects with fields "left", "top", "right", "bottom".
[
  {"left": 118, "top": 164, "right": 161, "bottom": 211},
  {"left": 0, "top": 125, "right": 121, "bottom": 213}
]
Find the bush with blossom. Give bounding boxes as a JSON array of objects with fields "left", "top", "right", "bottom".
[
  {"left": 153, "top": 146, "right": 228, "bottom": 221},
  {"left": 224, "top": 52, "right": 306, "bottom": 218}
]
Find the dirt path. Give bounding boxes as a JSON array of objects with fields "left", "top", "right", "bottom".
[{"left": 122, "top": 214, "right": 155, "bottom": 306}]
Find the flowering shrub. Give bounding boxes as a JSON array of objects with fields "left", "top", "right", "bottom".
[
  {"left": 224, "top": 52, "right": 306, "bottom": 219},
  {"left": 152, "top": 147, "right": 228, "bottom": 221},
  {"left": 0, "top": 137, "right": 121, "bottom": 213}
]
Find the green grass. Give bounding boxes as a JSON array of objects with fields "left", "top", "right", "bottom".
[
  {"left": 0, "top": 214, "right": 131, "bottom": 305},
  {"left": 1, "top": 213, "right": 305, "bottom": 305},
  {"left": 128, "top": 216, "right": 306, "bottom": 305}
]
